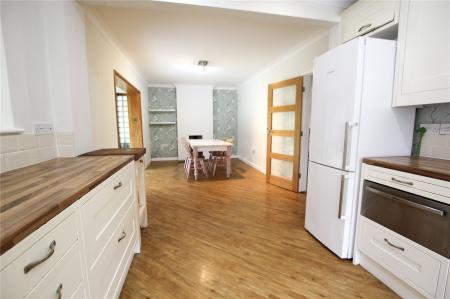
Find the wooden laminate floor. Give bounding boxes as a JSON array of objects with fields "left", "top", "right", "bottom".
[{"left": 120, "top": 160, "right": 397, "bottom": 299}]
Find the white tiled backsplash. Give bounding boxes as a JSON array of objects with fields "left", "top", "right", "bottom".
[
  {"left": 420, "top": 134, "right": 450, "bottom": 160},
  {"left": 0, "top": 132, "right": 75, "bottom": 173}
]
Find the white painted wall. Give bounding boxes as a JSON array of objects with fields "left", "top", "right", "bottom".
[
  {"left": 84, "top": 12, "right": 151, "bottom": 164},
  {"left": 0, "top": 18, "right": 16, "bottom": 132},
  {"left": 176, "top": 84, "right": 214, "bottom": 160},
  {"left": 237, "top": 33, "right": 329, "bottom": 173},
  {"left": 1, "top": 1, "right": 92, "bottom": 155}
]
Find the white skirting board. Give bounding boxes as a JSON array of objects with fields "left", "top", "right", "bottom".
[{"left": 238, "top": 157, "right": 265, "bottom": 174}]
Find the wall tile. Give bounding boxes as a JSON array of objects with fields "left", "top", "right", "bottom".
[
  {"left": 413, "top": 103, "right": 450, "bottom": 159},
  {"left": 38, "top": 134, "right": 56, "bottom": 147},
  {"left": 0, "top": 135, "right": 19, "bottom": 153},
  {"left": 4, "top": 150, "right": 32, "bottom": 170},
  {"left": 58, "top": 145, "right": 75, "bottom": 157},
  {"left": 18, "top": 134, "right": 38, "bottom": 150},
  {"left": 56, "top": 132, "right": 74, "bottom": 146}
]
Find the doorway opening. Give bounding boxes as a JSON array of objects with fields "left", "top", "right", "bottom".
[{"left": 114, "top": 71, "right": 143, "bottom": 148}]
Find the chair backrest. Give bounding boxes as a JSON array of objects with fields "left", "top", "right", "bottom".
[
  {"left": 180, "top": 137, "right": 193, "bottom": 159},
  {"left": 189, "top": 135, "right": 203, "bottom": 139}
]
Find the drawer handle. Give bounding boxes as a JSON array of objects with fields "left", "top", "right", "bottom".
[
  {"left": 23, "top": 240, "right": 56, "bottom": 274},
  {"left": 56, "top": 283, "right": 63, "bottom": 299},
  {"left": 114, "top": 182, "right": 123, "bottom": 190},
  {"left": 118, "top": 230, "right": 127, "bottom": 243},
  {"left": 391, "top": 177, "right": 413, "bottom": 186},
  {"left": 358, "top": 23, "right": 372, "bottom": 32},
  {"left": 384, "top": 238, "right": 405, "bottom": 251}
]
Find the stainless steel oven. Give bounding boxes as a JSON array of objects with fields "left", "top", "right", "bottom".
[{"left": 361, "top": 180, "right": 450, "bottom": 258}]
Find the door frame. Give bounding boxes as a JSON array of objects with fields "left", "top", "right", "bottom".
[
  {"left": 113, "top": 70, "right": 144, "bottom": 148},
  {"left": 266, "top": 76, "right": 303, "bottom": 192}
]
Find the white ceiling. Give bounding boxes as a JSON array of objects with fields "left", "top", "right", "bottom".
[{"left": 83, "top": 1, "right": 352, "bottom": 86}]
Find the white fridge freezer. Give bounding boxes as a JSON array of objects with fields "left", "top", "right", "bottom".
[{"left": 305, "top": 37, "right": 415, "bottom": 259}]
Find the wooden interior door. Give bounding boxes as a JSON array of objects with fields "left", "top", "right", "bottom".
[
  {"left": 114, "top": 71, "right": 143, "bottom": 148},
  {"left": 266, "top": 77, "right": 303, "bottom": 192}
]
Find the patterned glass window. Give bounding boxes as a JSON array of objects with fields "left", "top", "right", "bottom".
[{"left": 116, "top": 94, "right": 130, "bottom": 148}]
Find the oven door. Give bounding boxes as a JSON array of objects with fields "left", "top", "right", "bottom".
[{"left": 361, "top": 180, "right": 450, "bottom": 258}]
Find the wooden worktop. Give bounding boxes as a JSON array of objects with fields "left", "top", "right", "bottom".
[
  {"left": 0, "top": 156, "right": 133, "bottom": 255},
  {"left": 80, "top": 148, "right": 146, "bottom": 161},
  {"left": 363, "top": 156, "right": 450, "bottom": 182}
]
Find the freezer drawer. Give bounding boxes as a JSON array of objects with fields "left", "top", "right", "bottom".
[{"left": 361, "top": 180, "right": 450, "bottom": 258}]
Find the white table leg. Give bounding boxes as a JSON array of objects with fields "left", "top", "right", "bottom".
[
  {"left": 193, "top": 147, "right": 199, "bottom": 180},
  {"left": 226, "top": 146, "right": 232, "bottom": 178}
]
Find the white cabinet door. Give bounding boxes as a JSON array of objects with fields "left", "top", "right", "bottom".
[
  {"left": 309, "top": 38, "right": 362, "bottom": 171},
  {"left": 393, "top": 0, "right": 450, "bottom": 106},
  {"left": 305, "top": 162, "right": 355, "bottom": 259},
  {"left": 341, "top": 0, "right": 399, "bottom": 43}
]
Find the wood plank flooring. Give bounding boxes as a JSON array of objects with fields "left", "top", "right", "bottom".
[{"left": 120, "top": 160, "right": 397, "bottom": 299}]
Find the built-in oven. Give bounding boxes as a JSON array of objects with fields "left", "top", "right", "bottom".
[{"left": 360, "top": 180, "right": 450, "bottom": 258}]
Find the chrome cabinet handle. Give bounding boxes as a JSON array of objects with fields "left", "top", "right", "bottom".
[
  {"left": 114, "top": 182, "right": 122, "bottom": 190},
  {"left": 56, "top": 283, "right": 63, "bottom": 299},
  {"left": 342, "top": 122, "right": 357, "bottom": 170},
  {"left": 358, "top": 23, "right": 372, "bottom": 32},
  {"left": 118, "top": 230, "right": 126, "bottom": 243},
  {"left": 384, "top": 238, "right": 405, "bottom": 251},
  {"left": 391, "top": 177, "right": 413, "bottom": 186},
  {"left": 338, "top": 175, "right": 349, "bottom": 219},
  {"left": 24, "top": 240, "right": 56, "bottom": 273},
  {"left": 366, "top": 186, "right": 445, "bottom": 216}
]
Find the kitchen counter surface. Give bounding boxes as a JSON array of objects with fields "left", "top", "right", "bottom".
[
  {"left": 81, "top": 148, "right": 146, "bottom": 161},
  {"left": 0, "top": 156, "right": 133, "bottom": 255},
  {"left": 363, "top": 156, "right": 450, "bottom": 182}
]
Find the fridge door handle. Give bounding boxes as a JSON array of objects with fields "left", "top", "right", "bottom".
[
  {"left": 338, "top": 175, "right": 350, "bottom": 220},
  {"left": 342, "top": 121, "right": 358, "bottom": 170}
]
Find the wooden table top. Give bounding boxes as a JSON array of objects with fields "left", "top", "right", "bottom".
[
  {"left": 80, "top": 148, "right": 146, "bottom": 161},
  {"left": 188, "top": 139, "right": 233, "bottom": 148},
  {"left": 363, "top": 156, "right": 450, "bottom": 182},
  {"left": 0, "top": 156, "right": 133, "bottom": 255}
]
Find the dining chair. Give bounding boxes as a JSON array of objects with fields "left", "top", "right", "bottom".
[
  {"left": 181, "top": 137, "right": 208, "bottom": 179},
  {"left": 209, "top": 137, "right": 234, "bottom": 176}
]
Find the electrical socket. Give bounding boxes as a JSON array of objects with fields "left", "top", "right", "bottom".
[
  {"left": 33, "top": 123, "right": 54, "bottom": 135},
  {"left": 420, "top": 124, "right": 440, "bottom": 135},
  {"left": 439, "top": 123, "right": 450, "bottom": 135}
]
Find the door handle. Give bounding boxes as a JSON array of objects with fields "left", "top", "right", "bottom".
[
  {"left": 384, "top": 238, "right": 405, "bottom": 251},
  {"left": 342, "top": 122, "right": 357, "bottom": 170},
  {"left": 118, "top": 230, "right": 127, "bottom": 243},
  {"left": 391, "top": 177, "right": 413, "bottom": 186},
  {"left": 338, "top": 175, "right": 349, "bottom": 220},
  {"left": 24, "top": 240, "right": 56, "bottom": 273},
  {"left": 56, "top": 283, "right": 63, "bottom": 299}
]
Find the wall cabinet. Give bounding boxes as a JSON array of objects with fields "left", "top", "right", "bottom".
[
  {"left": 341, "top": 0, "right": 399, "bottom": 43},
  {"left": 0, "top": 161, "right": 139, "bottom": 299},
  {"left": 393, "top": 0, "right": 450, "bottom": 106}
]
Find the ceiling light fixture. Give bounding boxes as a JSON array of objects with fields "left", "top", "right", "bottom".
[{"left": 198, "top": 60, "right": 208, "bottom": 72}]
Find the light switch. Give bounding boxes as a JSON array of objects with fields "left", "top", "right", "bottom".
[
  {"left": 420, "top": 124, "right": 440, "bottom": 135},
  {"left": 439, "top": 123, "right": 450, "bottom": 135}
]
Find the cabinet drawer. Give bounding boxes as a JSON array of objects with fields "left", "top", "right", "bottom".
[
  {"left": 1, "top": 213, "right": 78, "bottom": 299},
  {"left": 359, "top": 217, "right": 443, "bottom": 297},
  {"left": 81, "top": 163, "right": 134, "bottom": 267},
  {"left": 88, "top": 203, "right": 136, "bottom": 299},
  {"left": 341, "top": 0, "right": 398, "bottom": 42},
  {"left": 366, "top": 166, "right": 450, "bottom": 204},
  {"left": 25, "top": 243, "right": 84, "bottom": 299}
]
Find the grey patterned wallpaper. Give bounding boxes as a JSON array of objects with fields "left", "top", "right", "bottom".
[
  {"left": 148, "top": 87, "right": 178, "bottom": 158},
  {"left": 148, "top": 87, "right": 238, "bottom": 158},
  {"left": 213, "top": 89, "right": 238, "bottom": 155},
  {"left": 412, "top": 103, "right": 450, "bottom": 156}
]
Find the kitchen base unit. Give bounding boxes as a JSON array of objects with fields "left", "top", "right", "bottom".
[
  {"left": 0, "top": 157, "right": 141, "bottom": 299},
  {"left": 354, "top": 160, "right": 450, "bottom": 299}
]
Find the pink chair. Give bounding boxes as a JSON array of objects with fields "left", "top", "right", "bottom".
[
  {"left": 208, "top": 138, "right": 233, "bottom": 176},
  {"left": 181, "top": 138, "right": 208, "bottom": 179}
]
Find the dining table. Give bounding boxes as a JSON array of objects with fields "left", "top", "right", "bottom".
[{"left": 188, "top": 139, "right": 233, "bottom": 180}]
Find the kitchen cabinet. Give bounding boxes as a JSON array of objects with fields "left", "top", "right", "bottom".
[
  {"left": 393, "top": 0, "right": 450, "bottom": 106},
  {"left": 354, "top": 159, "right": 450, "bottom": 298},
  {"left": 340, "top": 0, "right": 399, "bottom": 43},
  {"left": 0, "top": 159, "right": 139, "bottom": 299}
]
